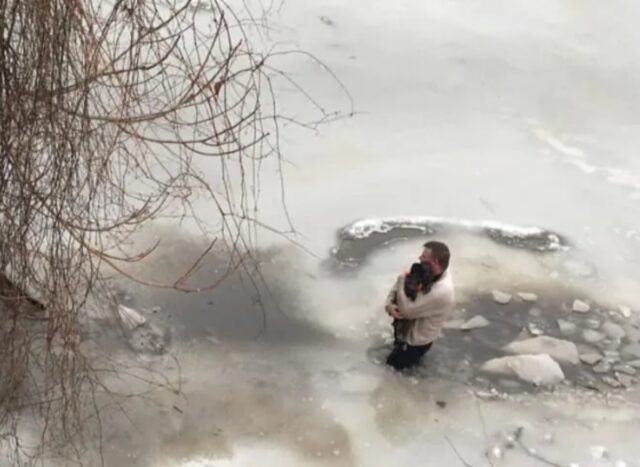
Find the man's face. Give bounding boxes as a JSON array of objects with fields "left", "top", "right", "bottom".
[{"left": 419, "top": 247, "right": 442, "bottom": 275}]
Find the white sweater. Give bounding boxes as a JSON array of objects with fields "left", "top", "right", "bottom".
[{"left": 385, "top": 270, "right": 455, "bottom": 346}]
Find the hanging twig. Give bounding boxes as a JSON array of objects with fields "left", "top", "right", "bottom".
[{"left": 0, "top": 0, "right": 349, "bottom": 463}]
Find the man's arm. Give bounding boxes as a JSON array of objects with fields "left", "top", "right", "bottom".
[
  {"left": 384, "top": 277, "right": 403, "bottom": 318},
  {"left": 385, "top": 278, "right": 399, "bottom": 307},
  {"left": 395, "top": 275, "right": 453, "bottom": 320}
]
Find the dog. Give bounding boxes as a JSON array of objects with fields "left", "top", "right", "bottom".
[{"left": 391, "top": 262, "right": 435, "bottom": 341}]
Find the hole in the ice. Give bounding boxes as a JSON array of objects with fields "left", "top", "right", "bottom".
[{"left": 369, "top": 292, "right": 639, "bottom": 395}]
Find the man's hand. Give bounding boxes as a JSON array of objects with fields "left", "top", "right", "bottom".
[{"left": 385, "top": 304, "right": 402, "bottom": 319}]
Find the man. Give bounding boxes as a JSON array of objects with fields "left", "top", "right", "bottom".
[{"left": 384, "top": 241, "right": 454, "bottom": 370}]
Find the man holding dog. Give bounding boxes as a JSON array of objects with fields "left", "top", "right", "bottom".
[{"left": 384, "top": 241, "right": 455, "bottom": 370}]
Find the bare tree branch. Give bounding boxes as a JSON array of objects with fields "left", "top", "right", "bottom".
[{"left": 0, "top": 0, "right": 349, "bottom": 463}]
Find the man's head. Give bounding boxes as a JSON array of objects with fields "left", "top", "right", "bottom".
[{"left": 419, "top": 241, "right": 450, "bottom": 276}]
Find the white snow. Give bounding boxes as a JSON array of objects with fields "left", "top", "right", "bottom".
[
  {"left": 460, "top": 315, "right": 491, "bottom": 330},
  {"left": 602, "top": 321, "right": 626, "bottom": 340},
  {"left": 481, "top": 354, "right": 565, "bottom": 386},
  {"left": 517, "top": 292, "right": 539, "bottom": 302},
  {"left": 619, "top": 306, "right": 632, "bottom": 318},
  {"left": 117, "top": 305, "right": 146, "bottom": 331},
  {"left": 579, "top": 353, "right": 603, "bottom": 366},
  {"left": 492, "top": 290, "right": 513, "bottom": 305},
  {"left": 503, "top": 336, "right": 580, "bottom": 364},
  {"left": 572, "top": 300, "right": 591, "bottom": 313},
  {"left": 343, "top": 216, "right": 558, "bottom": 240}
]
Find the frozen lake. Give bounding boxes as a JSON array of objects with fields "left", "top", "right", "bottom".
[{"left": 18, "top": 0, "right": 640, "bottom": 466}]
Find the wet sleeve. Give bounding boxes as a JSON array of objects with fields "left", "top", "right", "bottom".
[{"left": 384, "top": 275, "right": 402, "bottom": 307}]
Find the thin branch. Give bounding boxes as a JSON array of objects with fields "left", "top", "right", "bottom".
[{"left": 445, "top": 435, "right": 473, "bottom": 467}]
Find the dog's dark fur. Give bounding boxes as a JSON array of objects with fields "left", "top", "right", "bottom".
[{"left": 391, "top": 262, "right": 435, "bottom": 341}]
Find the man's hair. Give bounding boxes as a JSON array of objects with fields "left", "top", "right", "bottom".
[{"left": 424, "top": 241, "right": 450, "bottom": 271}]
